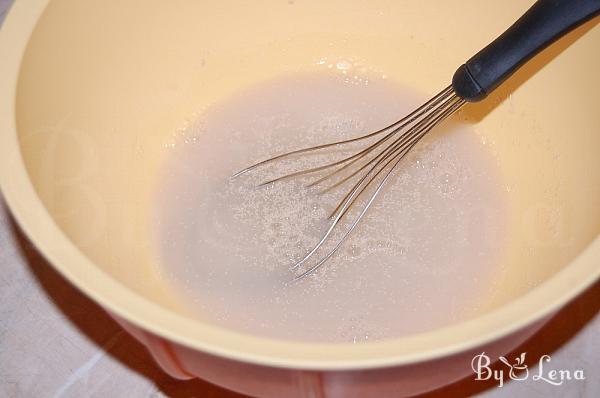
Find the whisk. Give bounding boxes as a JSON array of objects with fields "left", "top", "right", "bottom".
[{"left": 234, "top": 0, "right": 600, "bottom": 280}]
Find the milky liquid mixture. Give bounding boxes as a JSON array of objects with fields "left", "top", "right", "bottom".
[{"left": 155, "top": 73, "right": 508, "bottom": 343}]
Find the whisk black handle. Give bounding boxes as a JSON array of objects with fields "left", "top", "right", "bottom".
[{"left": 453, "top": 0, "right": 600, "bottom": 102}]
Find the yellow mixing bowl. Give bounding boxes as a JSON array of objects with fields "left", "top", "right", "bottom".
[{"left": 1, "top": 1, "right": 599, "bottom": 396}]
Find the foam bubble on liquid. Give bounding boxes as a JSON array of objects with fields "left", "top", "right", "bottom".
[
  {"left": 316, "top": 57, "right": 382, "bottom": 87},
  {"left": 155, "top": 73, "right": 509, "bottom": 343}
]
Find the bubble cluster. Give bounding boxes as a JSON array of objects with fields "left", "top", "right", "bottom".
[{"left": 314, "top": 56, "right": 385, "bottom": 86}]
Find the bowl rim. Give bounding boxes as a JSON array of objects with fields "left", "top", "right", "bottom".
[{"left": 1, "top": 0, "right": 600, "bottom": 371}]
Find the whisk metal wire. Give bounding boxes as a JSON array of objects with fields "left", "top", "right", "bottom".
[{"left": 233, "top": 85, "right": 465, "bottom": 280}]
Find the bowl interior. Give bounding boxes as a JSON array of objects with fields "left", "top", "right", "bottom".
[{"left": 11, "top": 0, "right": 600, "bottom": 357}]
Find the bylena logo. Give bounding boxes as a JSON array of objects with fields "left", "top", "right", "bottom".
[{"left": 471, "top": 352, "right": 585, "bottom": 387}]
